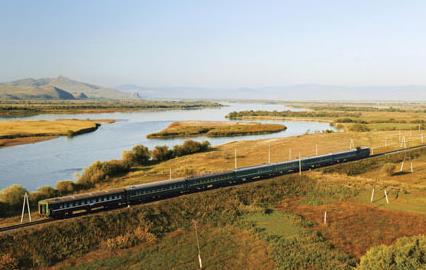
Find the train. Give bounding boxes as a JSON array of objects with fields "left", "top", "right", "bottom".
[{"left": 38, "top": 147, "right": 370, "bottom": 218}]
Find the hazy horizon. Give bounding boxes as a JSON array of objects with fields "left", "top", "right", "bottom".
[{"left": 2, "top": 1, "right": 426, "bottom": 94}]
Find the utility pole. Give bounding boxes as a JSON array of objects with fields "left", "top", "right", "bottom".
[
  {"left": 268, "top": 143, "right": 271, "bottom": 164},
  {"left": 21, "top": 192, "right": 31, "bottom": 223},
  {"left": 192, "top": 220, "right": 203, "bottom": 269},
  {"left": 169, "top": 168, "right": 172, "bottom": 180},
  {"left": 349, "top": 139, "right": 354, "bottom": 150},
  {"left": 298, "top": 152, "right": 302, "bottom": 175},
  {"left": 370, "top": 187, "right": 375, "bottom": 203},
  {"left": 234, "top": 149, "right": 237, "bottom": 169}
]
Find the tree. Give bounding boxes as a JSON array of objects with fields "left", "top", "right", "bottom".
[
  {"left": 0, "top": 184, "right": 27, "bottom": 207},
  {"left": 31, "top": 186, "right": 58, "bottom": 202},
  {"left": 78, "top": 160, "right": 130, "bottom": 186},
  {"left": 56, "top": 180, "right": 76, "bottom": 195},
  {"left": 152, "top": 145, "right": 173, "bottom": 162},
  {"left": 122, "top": 145, "right": 151, "bottom": 166}
]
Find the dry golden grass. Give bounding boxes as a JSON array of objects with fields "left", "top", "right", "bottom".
[
  {"left": 0, "top": 119, "right": 113, "bottom": 147},
  {"left": 147, "top": 120, "right": 286, "bottom": 138},
  {"left": 288, "top": 202, "right": 426, "bottom": 259}
]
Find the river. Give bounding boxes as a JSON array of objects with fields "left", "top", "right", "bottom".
[{"left": 0, "top": 102, "right": 333, "bottom": 190}]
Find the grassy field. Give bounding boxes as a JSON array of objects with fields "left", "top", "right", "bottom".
[
  {"left": 227, "top": 104, "right": 426, "bottom": 132},
  {"left": 55, "top": 226, "right": 274, "bottom": 270},
  {"left": 0, "top": 100, "right": 221, "bottom": 117},
  {"left": 147, "top": 120, "right": 286, "bottom": 139},
  {"left": 0, "top": 119, "right": 113, "bottom": 147}
]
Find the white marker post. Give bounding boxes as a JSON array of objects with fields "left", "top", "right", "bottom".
[
  {"left": 370, "top": 187, "right": 375, "bottom": 203},
  {"left": 169, "top": 168, "right": 172, "bottom": 180},
  {"left": 20, "top": 192, "right": 31, "bottom": 223},
  {"left": 323, "top": 211, "right": 327, "bottom": 225},
  {"left": 384, "top": 190, "right": 389, "bottom": 204}
]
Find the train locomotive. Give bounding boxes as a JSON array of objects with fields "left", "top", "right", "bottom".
[{"left": 39, "top": 147, "right": 370, "bottom": 218}]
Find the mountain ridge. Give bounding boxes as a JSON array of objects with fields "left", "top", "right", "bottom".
[{"left": 1, "top": 76, "right": 134, "bottom": 100}]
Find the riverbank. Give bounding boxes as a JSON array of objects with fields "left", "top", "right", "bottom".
[
  {"left": 0, "top": 119, "right": 114, "bottom": 147},
  {"left": 147, "top": 120, "right": 287, "bottom": 139},
  {"left": 0, "top": 99, "right": 222, "bottom": 117}
]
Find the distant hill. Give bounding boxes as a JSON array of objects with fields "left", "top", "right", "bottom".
[
  {"left": 1, "top": 76, "right": 134, "bottom": 100},
  {"left": 0, "top": 85, "right": 75, "bottom": 100}
]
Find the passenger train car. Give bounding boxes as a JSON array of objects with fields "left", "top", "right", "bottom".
[{"left": 39, "top": 147, "right": 370, "bottom": 218}]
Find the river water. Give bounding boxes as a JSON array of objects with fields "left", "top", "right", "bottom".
[{"left": 0, "top": 102, "right": 333, "bottom": 190}]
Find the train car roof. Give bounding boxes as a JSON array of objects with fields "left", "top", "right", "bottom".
[
  {"left": 39, "top": 188, "right": 126, "bottom": 204},
  {"left": 126, "top": 178, "right": 186, "bottom": 190},
  {"left": 234, "top": 147, "right": 369, "bottom": 172}
]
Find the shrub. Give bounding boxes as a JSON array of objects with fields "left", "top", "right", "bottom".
[
  {"left": 381, "top": 163, "right": 396, "bottom": 176},
  {"left": 122, "top": 145, "right": 151, "bottom": 166},
  {"left": 0, "top": 184, "right": 27, "bottom": 207},
  {"left": 78, "top": 160, "right": 130, "bottom": 186},
  {"left": 55, "top": 180, "right": 76, "bottom": 195},
  {"left": 152, "top": 145, "right": 173, "bottom": 162},
  {"left": 358, "top": 235, "right": 426, "bottom": 270},
  {"left": 134, "top": 226, "right": 156, "bottom": 243},
  {"left": 103, "top": 227, "right": 156, "bottom": 250},
  {"left": 0, "top": 253, "right": 19, "bottom": 270},
  {"left": 173, "top": 140, "right": 210, "bottom": 157},
  {"left": 349, "top": 124, "right": 370, "bottom": 132}
]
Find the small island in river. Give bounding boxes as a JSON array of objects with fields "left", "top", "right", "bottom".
[
  {"left": 147, "top": 120, "right": 287, "bottom": 139},
  {"left": 0, "top": 119, "right": 114, "bottom": 147}
]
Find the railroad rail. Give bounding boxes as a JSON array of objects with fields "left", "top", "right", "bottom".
[{"left": 1, "top": 143, "right": 426, "bottom": 234}]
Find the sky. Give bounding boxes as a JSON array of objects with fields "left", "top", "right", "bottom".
[{"left": 1, "top": 0, "right": 426, "bottom": 88}]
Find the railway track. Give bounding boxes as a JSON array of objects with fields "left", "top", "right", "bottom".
[
  {"left": 0, "top": 218, "right": 50, "bottom": 233},
  {"left": 1, "top": 143, "right": 426, "bottom": 234}
]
